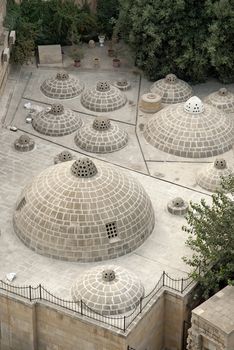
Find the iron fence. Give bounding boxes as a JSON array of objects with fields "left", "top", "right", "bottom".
[{"left": 0, "top": 270, "right": 194, "bottom": 332}]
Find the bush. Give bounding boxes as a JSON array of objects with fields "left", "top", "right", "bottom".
[
  {"left": 116, "top": 0, "right": 234, "bottom": 83},
  {"left": 97, "top": 0, "right": 119, "bottom": 39},
  {"left": 4, "top": 0, "right": 98, "bottom": 63}
]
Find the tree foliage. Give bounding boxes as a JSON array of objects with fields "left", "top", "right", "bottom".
[
  {"left": 4, "top": 0, "right": 98, "bottom": 63},
  {"left": 183, "top": 177, "right": 234, "bottom": 299},
  {"left": 97, "top": 0, "right": 120, "bottom": 38},
  {"left": 116, "top": 0, "right": 234, "bottom": 82}
]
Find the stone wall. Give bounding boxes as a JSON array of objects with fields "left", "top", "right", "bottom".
[
  {"left": 0, "top": 288, "right": 192, "bottom": 350},
  {"left": 187, "top": 286, "right": 234, "bottom": 350}
]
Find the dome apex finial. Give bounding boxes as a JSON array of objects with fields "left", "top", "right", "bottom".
[
  {"left": 184, "top": 96, "right": 204, "bottom": 114},
  {"left": 71, "top": 158, "right": 98, "bottom": 178}
]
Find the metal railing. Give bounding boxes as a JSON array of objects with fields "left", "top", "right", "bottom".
[{"left": 0, "top": 271, "right": 193, "bottom": 332}]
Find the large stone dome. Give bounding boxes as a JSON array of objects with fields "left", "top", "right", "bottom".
[
  {"left": 71, "top": 265, "right": 144, "bottom": 315},
  {"left": 13, "top": 158, "right": 155, "bottom": 262},
  {"left": 32, "top": 104, "right": 82, "bottom": 136},
  {"left": 74, "top": 117, "right": 128, "bottom": 153},
  {"left": 150, "top": 73, "right": 193, "bottom": 104},
  {"left": 144, "top": 96, "right": 234, "bottom": 158},
  {"left": 204, "top": 88, "right": 234, "bottom": 114},
  {"left": 40, "top": 72, "right": 84, "bottom": 99},
  {"left": 81, "top": 81, "right": 127, "bottom": 112}
]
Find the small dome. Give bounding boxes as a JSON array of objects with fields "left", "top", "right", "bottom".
[
  {"left": 71, "top": 158, "right": 98, "bottom": 178},
  {"left": 204, "top": 88, "right": 234, "bottom": 114},
  {"left": 40, "top": 72, "right": 84, "bottom": 99},
  {"left": 14, "top": 134, "right": 35, "bottom": 152},
  {"left": 93, "top": 117, "right": 111, "bottom": 131},
  {"left": 71, "top": 265, "right": 144, "bottom": 315},
  {"left": 113, "top": 79, "right": 131, "bottom": 91},
  {"left": 74, "top": 117, "right": 128, "bottom": 153},
  {"left": 54, "top": 150, "right": 74, "bottom": 164},
  {"left": 13, "top": 158, "right": 155, "bottom": 262},
  {"left": 167, "top": 197, "right": 188, "bottom": 215},
  {"left": 32, "top": 104, "right": 82, "bottom": 136},
  {"left": 144, "top": 97, "right": 234, "bottom": 158},
  {"left": 81, "top": 81, "right": 127, "bottom": 112},
  {"left": 196, "top": 159, "right": 233, "bottom": 192},
  {"left": 150, "top": 73, "right": 193, "bottom": 104}
]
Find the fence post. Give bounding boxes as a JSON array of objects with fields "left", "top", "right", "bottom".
[
  {"left": 181, "top": 278, "right": 184, "bottom": 293},
  {"left": 81, "top": 299, "right": 83, "bottom": 315},
  {"left": 123, "top": 315, "right": 126, "bottom": 332},
  {"left": 163, "top": 271, "right": 165, "bottom": 286},
  {"left": 29, "top": 285, "right": 32, "bottom": 301},
  {"left": 39, "top": 284, "right": 42, "bottom": 300}
]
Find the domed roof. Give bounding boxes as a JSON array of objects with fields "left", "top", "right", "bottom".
[
  {"left": 13, "top": 158, "right": 155, "bottom": 262},
  {"left": 113, "top": 78, "right": 131, "bottom": 91},
  {"left": 71, "top": 265, "right": 144, "bottom": 315},
  {"left": 40, "top": 72, "right": 84, "bottom": 99},
  {"left": 143, "top": 96, "right": 234, "bottom": 158},
  {"left": 150, "top": 73, "right": 193, "bottom": 104},
  {"left": 74, "top": 117, "right": 128, "bottom": 153},
  {"left": 81, "top": 81, "right": 127, "bottom": 112},
  {"left": 54, "top": 150, "right": 74, "bottom": 164},
  {"left": 204, "top": 88, "right": 234, "bottom": 114},
  {"left": 32, "top": 103, "right": 83, "bottom": 136},
  {"left": 14, "top": 134, "right": 35, "bottom": 152},
  {"left": 167, "top": 197, "right": 189, "bottom": 215},
  {"left": 196, "top": 159, "right": 233, "bottom": 192}
]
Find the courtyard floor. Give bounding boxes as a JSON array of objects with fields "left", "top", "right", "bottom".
[{"left": 0, "top": 44, "right": 233, "bottom": 299}]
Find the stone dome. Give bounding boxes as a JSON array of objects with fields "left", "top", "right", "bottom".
[
  {"left": 32, "top": 103, "right": 83, "bottom": 136},
  {"left": 204, "top": 88, "right": 234, "bottom": 114},
  {"left": 167, "top": 197, "right": 189, "bottom": 215},
  {"left": 143, "top": 96, "right": 234, "bottom": 158},
  {"left": 81, "top": 81, "right": 127, "bottom": 112},
  {"left": 54, "top": 150, "right": 74, "bottom": 164},
  {"left": 14, "top": 134, "right": 35, "bottom": 152},
  {"left": 74, "top": 117, "right": 128, "bottom": 153},
  {"left": 71, "top": 265, "right": 144, "bottom": 315},
  {"left": 113, "top": 79, "right": 131, "bottom": 91},
  {"left": 40, "top": 72, "right": 84, "bottom": 99},
  {"left": 150, "top": 73, "right": 193, "bottom": 104},
  {"left": 13, "top": 158, "right": 155, "bottom": 262},
  {"left": 196, "top": 159, "right": 233, "bottom": 192}
]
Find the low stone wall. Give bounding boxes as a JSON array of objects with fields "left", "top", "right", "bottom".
[{"left": 0, "top": 287, "right": 193, "bottom": 350}]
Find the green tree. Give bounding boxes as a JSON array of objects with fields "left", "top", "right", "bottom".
[
  {"left": 116, "top": 0, "right": 210, "bottom": 82},
  {"left": 183, "top": 177, "right": 234, "bottom": 299},
  {"left": 205, "top": 0, "right": 234, "bottom": 83},
  {"left": 97, "top": 0, "right": 120, "bottom": 38},
  {"left": 116, "top": 0, "right": 234, "bottom": 83}
]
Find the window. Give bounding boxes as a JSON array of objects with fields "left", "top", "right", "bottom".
[{"left": 106, "top": 222, "right": 118, "bottom": 240}]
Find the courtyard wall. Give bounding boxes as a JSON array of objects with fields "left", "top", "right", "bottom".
[{"left": 0, "top": 288, "right": 192, "bottom": 350}]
